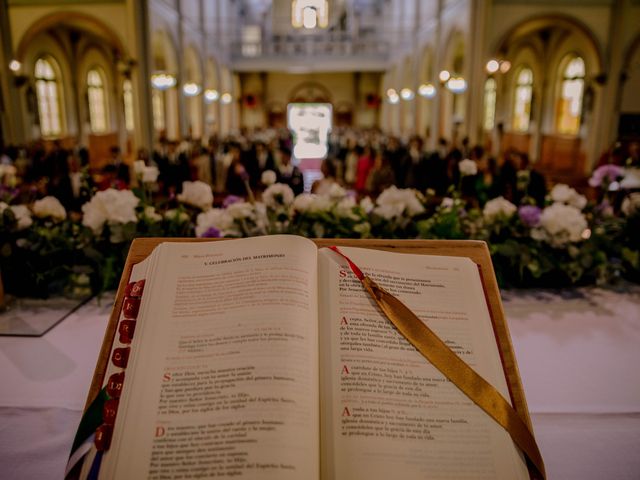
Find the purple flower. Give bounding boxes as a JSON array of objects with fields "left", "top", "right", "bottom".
[
  {"left": 201, "top": 226, "right": 221, "bottom": 238},
  {"left": 589, "top": 164, "right": 624, "bottom": 187},
  {"left": 518, "top": 205, "right": 541, "bottom": 227},
  {"left": 222, "top": 195, "right": 243, "bottom": 208}
]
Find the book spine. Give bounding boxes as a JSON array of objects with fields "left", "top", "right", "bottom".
[{"left": 94, "top": 279, "right": 145, "bottom": 451}]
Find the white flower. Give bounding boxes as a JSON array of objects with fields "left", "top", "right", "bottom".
[
  {"left": 141, "top": 165, "right": 159, "bottom": 183},
  {"left": 531, "top": 203, "right": 588, "bottom": 247},
  {"left": 483, "top": 196, "right": 517, "bottom": 222},
  {"left": 359, "top": 196, "right": 374, "bottom": 214},
  {"left": 621, "top": 192, "right": 640, "bottom": 217},
  {"left": 177, "top": 181, "right": 213, "bottom": 210},
  {"left": 8, "top": 204, "right": 33, "bottom": 230},
  {"left": 549, "top": 184, "right": 587, "bottom": 210},
  {"left": 459, "top": 159, "right": 478, "bottom": 176},
  {"left": 335, "top": 197, "right": 358, "bottom": 219},
  {"left": 32, "top": 196, "right": 66, "bottom": 221},
  {"left": 226, "top": 201, "right": 256, "bottom": 220},
  {"left": 164, "top": 209, "right": 190, "bottom": 223},
  {"left": 620, "top": 168, "right": 640, "bottom": 189},
  {"left": 195, "top": 208, "right": 236, "bottom": 237},
  {"left": 440, "top": 197, "right": 454, "bottom": 209},
  {"left": 325, "top": 183, "right": 347, "bottom": 200},
  {"left": 374, "top": 186, "right": 425, "bottom": 219},
  {"left": 292, "top": 194, "right": 331, "bottom": 213},
  {"left": 133, "top": 160, "right": 146, "bottom": 175},
  {"left": 261, "top": 170, "right": 277, "bottom": 186},
  {"left": 81, "top": 189, "right": 139, "bottom": 234},
  {"left": 262, "top": 183, "right": 295, "bottom": 209},
  {"left": 143, "top": 206, "right": 162, "bottom": 223}
]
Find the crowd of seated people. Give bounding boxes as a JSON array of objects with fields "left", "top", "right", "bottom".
[{"left": 4, "top": 128, "right": 638, "bottom": 213}]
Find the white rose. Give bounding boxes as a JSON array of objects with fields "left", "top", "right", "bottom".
[
  {"left": 9, "top": 205, "right": 33, "bottom": 230},
  {"left": 359, "top": 196, "right": 374, "bottom": 214},
  {"left": 292, "top": 194, "right": 331, "bottom": 213},
  {"left": 292, "top": 194, "right": 315, "bottom": 213},
  {"left": 195, "top": 208, "right": 236, "bottom": 237},
  {"left": 32, "top": 196, "right": 66, "bottom": 221},
  {"left": 261, "top": 170, "right": 277, "bottom": 186},
  {"left": 549, "top": 184, "right": 587, "bottom": 210},
  {"left": 226, "top": 201, "right": 256, "bottom": 220},
  {"left": 133, "top": 160, "right": 146, "bottom": 175},
  {"left": 142, "top": 166, "right": 160, "bottom": 183},
  {"left": 440, "top": 197, "right": 454, "bottom": 209},
  {"left": 164, "top": 209, "right": 190, "bottom": 223},
  {"left": 143, "top": 206, "right": 162, "bottom": 222},
  {"left": 177, "top": 181, "right": 213, "bottom": 210},
  {"left": 620, "top": 168, "right": 640, "bottom": 189},
  {"left": 325, "top": 182, "right": 347, "bottom": 200},
  {"left": 335, "top": 197, "right": 358, "bottom": 219},
  {"left": 532, "top": 203, "right": 588, "bottom": 247},
  {"left": 81, "top": 189, "right": 139, "bottom": 234},
  {"left": 483, "top": 196, "right": 517, "bottom": 222},
  {"left": 621, "top": 192, "right": 640, "bottom": 216},
  {"left": 459, "top": 159, "right": 478, "bottom": 176},
  {"left": 375, "top": 186, "right": 425, "bottom": 218},
  {"left": 373, "top": 203, "right": 405, "bottom": 220},
  {"left": 262, "top": 183, "right": 295, "bottom": 209}
]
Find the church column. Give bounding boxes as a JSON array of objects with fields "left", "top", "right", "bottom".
[
  {"left": 591, "top": 0, "right": 625, "bottom": 172},
  {"left": 465, "top": 0, "right": 489, "bottom": 146},
  {"left": 0, "top": 0, "right": 27, "bottom": 145},
  {"left": 430, "top": 0, "right": 445, "bottom": 149},
  {"left": 176, "top": 0, "right": 188, "bottom": 138},
  {"left": 127, "top": 0, "right": 153, "bottom": 152}
]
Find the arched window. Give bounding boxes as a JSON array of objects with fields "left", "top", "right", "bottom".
[
  {"left": 87, "top": 68, "right": 108, "bottom": 133},
  {"left": 34, "top": 57, "right": 62, "bottom": 137},
  {"left": 123, "top": 79, "right": 134, "bottom": 132},
  {"left": 556, "top": 56, "right": 585, "bottom": 135},
  {"left": 152, "top": 89, "right": 165, "bottom": 132},
  {"left": 513, "top": 68, "right": 533, "bottom": 132},
  {"left": 483, "top": 78, "right": 496, "bottom": 131}
]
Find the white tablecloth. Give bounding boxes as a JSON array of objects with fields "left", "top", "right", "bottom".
[{"left": 1, "top": 288, "right": 639, "bottom": 479}]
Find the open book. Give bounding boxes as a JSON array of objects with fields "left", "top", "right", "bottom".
[{"left": 74, "top": 235, "right": 532, "bottom": 479}]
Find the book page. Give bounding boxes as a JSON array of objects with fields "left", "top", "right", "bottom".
[
  {"left": 318, "top": 246, "right": 529, "bottom": 480},
  {"left": 102, "top": 235, "right": 319, "bottom": 480}
]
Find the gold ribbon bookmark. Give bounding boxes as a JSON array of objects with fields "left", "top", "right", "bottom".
[{"left": 328, "top": 246, "right": 546, "bottom": 480}]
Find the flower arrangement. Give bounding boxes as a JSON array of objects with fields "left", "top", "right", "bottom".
[{"left": 0, "top": 182, "right": 638, "bottom": 297}]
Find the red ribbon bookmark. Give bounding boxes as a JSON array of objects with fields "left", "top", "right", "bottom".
[{"left": 328, "top": 246, "right": 365, "bottom": 280}]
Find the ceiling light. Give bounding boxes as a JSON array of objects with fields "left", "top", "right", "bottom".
[
  {"left": 486, "top": 60, "right": 500, "bottom": 74},
  {"left": 499, "top": 61, "right": 511, "bottom": 73},
  {"left": 439, "top": 70, "right": 451, "bottom": 82},
  {"left": 8, "top": 60, "right": 21, "bottom": 72},
  {"left": 183, "top": 83, "right": 201, "bottom": 96},
  {"left": 221, "top": 93, "right": 232, "bottom": 104},
  {"left": 418, "top": 83, "right": 436, "bottom": 98},
  {"left": 204, "top": 89, "right": 219, "bottom": 103},
  {"left": 446, "top": 77, "right": 467, "bottom": 94},
  {"left": 400, "top": 88, "right": 414, "bottom": 100},
  {"left": 150, "top": 72, "right": 176, "bottom": 90}
]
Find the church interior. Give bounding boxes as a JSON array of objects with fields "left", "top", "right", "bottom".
[{"left": 0, "top": 1, "right": 639, "bottom": 479}]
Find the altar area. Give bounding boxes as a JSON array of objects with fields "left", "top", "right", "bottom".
[{"left": 0, "top": 286, "right": 639, "bottom": 480}]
